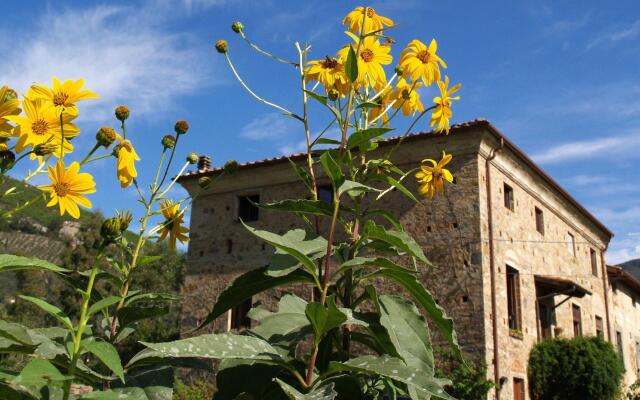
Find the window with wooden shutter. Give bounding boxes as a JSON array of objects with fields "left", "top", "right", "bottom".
[
  {"left": 513, "top": 378, "right": 525, "bottom": 400},
  {"left": 572, "top": 304, "right": 582, "bottom": 336},
  {"left": 237, "top": 194, "right": 260, "bottom": 222},
  {"left": 595, "top": 316, "right": 604, "bottom": 338},
  {"left": 616, "top": 331, "right": 625, "bottom": 368},
  {"left": 507, "top": 266, "right": 522, "bottom": 332},
  {"left": 504, "top": 183, "right": 514, "bottom": 211}
]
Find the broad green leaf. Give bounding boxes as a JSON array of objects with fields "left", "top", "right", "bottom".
[
  {"left": 276, "top": 379, "right": 337, "bottom": 400},
  {"left": 124, "top": 292, "right": 178, "bottom": 307},
  {"left": 216, "top": 360, "right": 285, "bottom": 400},
  {"left": 346, "top": 128, "right": 393, "bottom": 149},
  {"left": 242, "top": 223, "right": 322, "bottom": 279},
  {"left": 269, "top": 230, "right": 327, "bottom": 277},
  {"left": 0, "top": 254, "right": 69, "bottom": 273},
  {"left": 378, "top": 296, "right": 434, "bottom": 375},
  {"left": 18, "top": 296, "right": 73, "bottom": 332},
  {"left": 336, "top": 257, "right": 416, "bottom": 276},
  {"left": 366, "top": 209, "right": 402, "bottom": 230},
  {"left": 337, "top": 180, "right": 378, "bottom": 197},
  {"left": 197, "top": 267, "right": 314, "bottom": 329},
  {"left": 0, "top": 320, "right": 36, "bottom": 345},
  {"left": 0, "top": 382, "right": 40, "bottom": 400},
  {"left": 137, "top": 255, "right": 163, "bottom": 267},
  {"left": 367, "top": 268, "right": 461, "bottom": 360},
  {"left": 363, "top": 220, "right": 428, "bottom": 263},
  {"left": 304, "top": 90, "right": 328, "bottom": 106},
  {"left": 91, "top": 366, "right": 174, "bottom": 400},
  {"left": 258, "top": 199, "right": 333, "bottom": 217},
  {"left": 88, "top": 296, "right": 122, "bottom": 317},
  {"left": 319, "top": 152, "right": 344, "bottom": 188},
  {"left": 315, "top": 138, "right": 341, "bottom": 146},
  {"left": 142, "top": 333, "right": 283, "bottom": 362},
  {"left": 375, "top": 174, "right": 419, "bottom": 203},
  {"left": 82, "top": 339, "right": 125, "bottom": 382},
  {"left": 11, "top": 358, "right": 69, "bottom": 387},
  {"left": 305, "top": 297, "right": 346, "bottom": 345},
  {"left": 288, "top": 158, "right": 314, "bottom": 193},
  {"left": 345, "top": 46, "right": 358, "bottom": 83},
  {"left": 331, "top": 355, "right": 454, "bottom": 399},
  {"left": 356, "top": 101, "right": 380, "bottom": 109},
  {"left": 117, "top": 305, "right": 169, "bottom": 331}
]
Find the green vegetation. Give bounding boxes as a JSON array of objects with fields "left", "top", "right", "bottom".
[
  {"left": 528, "top": 336, "right": 623, "bottom": 400},
  {"left": 436, "top": 349, "right": 494, "bottom": 400}
]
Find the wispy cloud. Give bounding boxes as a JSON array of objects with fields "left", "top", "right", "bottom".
[
  {"left": 240, "top": 113, "right": 298, "bottom": 140},
  {"left": 544, "top": 12, "right": 591, "bottom": 36},
  {"left": 587, "top": 19, "right": 640, "bottom": 50},
  {"left": 532, "top": 132, "right": 640, "bottom": 164},
  {"left": 0, "top": 4, "right": 216, "bottom": 122}
]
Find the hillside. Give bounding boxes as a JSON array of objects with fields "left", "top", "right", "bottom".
[{"left": 620, "top": 258, "right": 640, "bottom": 280}]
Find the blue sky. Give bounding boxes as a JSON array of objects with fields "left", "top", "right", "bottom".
[{"left": 2, "top": 0, "right": 639, "bottom": 263}]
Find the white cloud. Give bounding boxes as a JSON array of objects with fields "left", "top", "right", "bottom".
[
  {"left": 240, "top": 113, "right": 298, "bottom": 140},
  {"left": 0, "top": 4, "right": 216, "bottom": 122},
  {"left": 587, "top": 19, "right": 640, "bottom": 50},
  {"left": 531, "top": 132, "right": 640, "bottom": 164}
]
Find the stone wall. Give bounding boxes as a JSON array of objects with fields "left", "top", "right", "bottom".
[{"left": 609, "top": 278, "right": 640, "bottom": 386}]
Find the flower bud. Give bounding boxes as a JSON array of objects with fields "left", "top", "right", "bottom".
[
  {"left": 223, "top": 159, "right": 238, "bottom": 174},
  {"left": 116, "top": 209, "right": 132, "bottom": 232},
  {"left": 327, "top": 89, "right": 339, "bottom": 101},
  {"left": 100, "top": 218, "right": 121, "bottom": 242},
  {"left": 174, "top": 120, "right": 189, "bottom": 135},
  {"left": 215, "top": 39, "right": 228, "bottom": 54},
  {"left": 161, "top": 134, "right": 176, "bottom": 149},
  {"left": 115, "top": 105, "right": 130, "bottom": 122},
  {"left": 187, "top": 152, "right": 199, "bottom": 164},
  {"left": 0, "top": 149, "right": 15, "bottom": 170},
  {"left": 2, "top": 88, "right": 17, "bottom": 102},
  {"left": 96, "top": 127, "right": 117, "bottom": 147},
  {"left": 198, "top": 176, "right": 212, "bottom": 190},
  {"left": 394, "top": 65, "right": 404, "bottom": 77},
  {"left": 231, "top": 21, "right": 244, "bottom": 33},
  {"left": 33, "top": 143, "right": 57, "bottom": 156}
]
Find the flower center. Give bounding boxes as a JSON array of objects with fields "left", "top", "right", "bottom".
[
  {"left": 31, "top": 119, "right": 49, "bottom": 136},
  {"left": 164, "top": 219, "right": 175, "bottom": 230},
  {"left": 433, "top": 170, "right": 442, "bottom": 180},
  {"left": 417, "top": 50, "right": 431, "bottom": 64},
  {"left": 53, "top": 91, "right": 69, "bottom": 106},
  {"left": 365, "top": 7, "right": 375, "bottom": 18},
  {"left": 401, "top": 89, "right": 411, "bottom": 100},
  {"left": 53, "top": 182, "right": 71, "bottom": 197},
  {"left": 321, "top": 56, "right": 338, "bottom": 69},
  {"left": 360, "top": 48, "right": 374, "bottom": 62}
]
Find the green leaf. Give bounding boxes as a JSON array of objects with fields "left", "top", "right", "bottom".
[
  {"left": 215, "top": 360, "right": 285, "bottom": 400},
  {"left": 304, "top": 90, "right": 327, "bottom": 106},
  {"left": 276, "top": 379, "right": 337, "bottom": 400},
  {"left": 315, "top": 138, "right": 341, "bottom": 146},
  {"left": 375, "top": 174, "right": 420, "bottom": 203},
  {"left": 117, "top": 305, "right": 169, "bottom": 331},
  {"left": 137, "top": 255, "right": 163, "bottom": 267},
  {"left": 18, "top": 296, "right": 73, "bottom": 332},
  {"left": 337, "top": 180, "right": 378, "bottom": 197},
  {"left": 81, "top": 366, "right": 174, "bottom": 400},
  {"left": 0, "top": 320, "right": 36, "bottom": 345},
  {"left": 11, "top": 358, "right": 69, "bottom": 387},
  {"left": 345, "top": 46, "right": 358, "bottom": 83},
  {"left": 243, "top": 223, "right": 322, "bottom": 279},
  {"left": 142, "top": 333, "right": 283, "bottom": 362},
  {"left": 336, "top": 257, "right": 416, "bottom": 276},
  {"left": 197, "top": 267, "right": 314, "bottom": 329},
  {"left": 124, "top": 292, "right": 178, "bottom": 307},
  {"left": 288, "top": 158, "right": 313, "bottom": 193},
  {"left": 258, "top": 199, "right": 333, "bottom": 217},
  {"left": 346, "top": 128, "right": 393, "bottom": 149},
  {"left": 88, "top": 296, "right": 121, "bottom": 317},
  {"left": 269, "top": 230, "right": 327, "bottom": 277},
  {"left": 363, "top": 220, "right": 428, "bottom": 263},
  {"left": 319, "top": 151, "right": 344, "bottom": 188},
  {"left": 367, "top": 268, "right": 461, "bottom": 361},
  {"left": 331, "top": 355, "right": 453, "bottom": 399},
  {"left": 82, "top": 339, "right": 125, "bottom": 382},
  {"left": 366, "top": 209, "right": 402, "bottom": 230},
  {"left": 0, "top": 254, "right": 69, "bottom": 274},
  {"left": 305, "top": 297, "right": 346, "bottom": 345},
  {"left": 356, "top": 101, "right": 380, "bottom": 110},
  {"left": 378, "top": 296, "right": 434, "bottom": 374}
]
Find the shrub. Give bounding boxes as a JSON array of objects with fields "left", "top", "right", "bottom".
[
  {"left": 528, "top": 336, "right": 623, "bottom": 400},
  {"left": 436, "top": 349, "right": 495, "bottom": 400}
]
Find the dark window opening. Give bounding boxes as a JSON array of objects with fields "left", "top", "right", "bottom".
[
  {"left": 238, "top": 194, "right": 260, "bottom": 222},
  {"left": 567, "top": 232, "right": 576, "bottom": 256},
  {"left": 226, "top": 238, "right": 233, "bottom": 254},
  {"left": 535, "top": 207, "right": 544, "bottom": 235},
  {"left": 318, "top": 185, "right": 333, "bottom": 204},
  {"left": 507, "top": 266, "right": 522, "bottom": 331},
  {"left": 590, "top": 248, "right": 598, "bottom": 277},
  {"left": 513, "top": 378, "right": 525, "bottom": 400},
  {"left": 596, "top": 316, "right": 604, "bottom": 339},
  {"left": 572, "top": 304, "right": 582, "bottom": 337},
  {"left": 538, "top": 301, "right": 553, "bottom": 340},
  {"left": 231, "top": 298, "right": 252, "bottom": 330},
  {"left": 616, "top": 331, "right": 625, "bottom": 367},
  {"left": 504, "top": 183, "right": 514, "bottom": 211}
]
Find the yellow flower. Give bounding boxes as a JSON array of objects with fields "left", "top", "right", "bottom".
[
  {"left": 338, "top": 32, "right": 392, "bottom": 89},
  {"left": 389, "top": 78, "right": 424, "bottom": 116},
  {"left": 368, "top": 88, "right": 392, "bottom": 125},
  {"left": 0, "top": 86, "right": 21, "bottom": 138},
  {"left": 305, "top": 56, "right": 348, "bottom": 95},
  {"left": 399, "top": 39, "right": 447, "bottom": 86},
  {"left": 158, "top": 200, "right": 189, "bottom": 250},
  {"left": 5, "top": 97, "right": 78, "bottom": 157},
  {"left": 115, "top": 135, "right": 140, "bottom": 188},
  {"left": 430, "top": 76, "right": 461, "bottom": 134},
  {"left": 29, "top": 77, "right": 98, "bottom": 116},
  {"left": 40, "top": 160, "right": 96, "bottom": 219},
  {"left": 415, "top": 152, "right": 453, "bottom": 199},
  {"left": 343, "top": 7, "right": 393, "bottom": 35}
]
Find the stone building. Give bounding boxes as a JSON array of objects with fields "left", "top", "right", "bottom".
[{"left": 178, "top": 119, "right": 636, "bottom": 399}]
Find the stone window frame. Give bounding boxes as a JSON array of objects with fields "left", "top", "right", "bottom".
[
  {"left": 595, "top": 315, "right": 604, "bottom": 338},
  {"left": 590, "top": 248, "right": 598, "bottom": 277},
  {"left": 534, "top": 206, "right": 544, "bottom": 235},
  {"left": 513, "top": 377, "right": 526, "bottom": 400},
  {"left": 506, "top": 265, "right": 523, "bottom": 335},
  {"left": 571, "top": 303, "right": 582, "bottom": 337},
  {"left": 616, "top": 330, "right": 625, "bottom": 368},
  {"left": 566, "top": 232, "right": 576, "bottom": 257},
  {"left": 235, "top": 191, "right": 262, "bottom": 222},
  {"left": 503, "top": 182, "right": 515, "bottom": 211}
]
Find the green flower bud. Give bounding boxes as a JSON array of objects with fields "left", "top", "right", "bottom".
[
  {"left": 174, "top": 120, "right": 189, "bottom": 135},
  {"left": 33, "top": 143, "right": 57, "bottom": 156},
  {"left": 198, "top": 176, "right": 212, "bottom": 190},
  {"left": 96, "top": 126, "right": 117, "bottom": 147},
  {"left": 231, "top": 21, "right": 244, "bottom": 33},
  {"left": 215, "top": 39, "right": 228, "bottom": 54},
  {"left": 187, "top": 152, "right": 199, "bottom": 164},
  {"left": 115, "top": 105, "right": 130, "bottom": 122},
  {"left": 0, "top": 150, "right": 15, "bottom": 170},
  {"left": 394, "top": 65, "right": 404, "bottom": 77},
  {"left": 327, "top": 89, "right": 339, "bottom": 101},
  {"left": 223, "top": 159, "right": 238, "bottom": 174},
  {"left": 161, "top": 134, "right": 176, "bottom": 149},
  {"left": 100, "top": 218, "right": 121, "bottom": 242},
  {"left": 2, "top": 88, "right": 17, "bottom": 102},
  {"left": 116, "top": 210, "right": 132, "bottom": 232}
]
